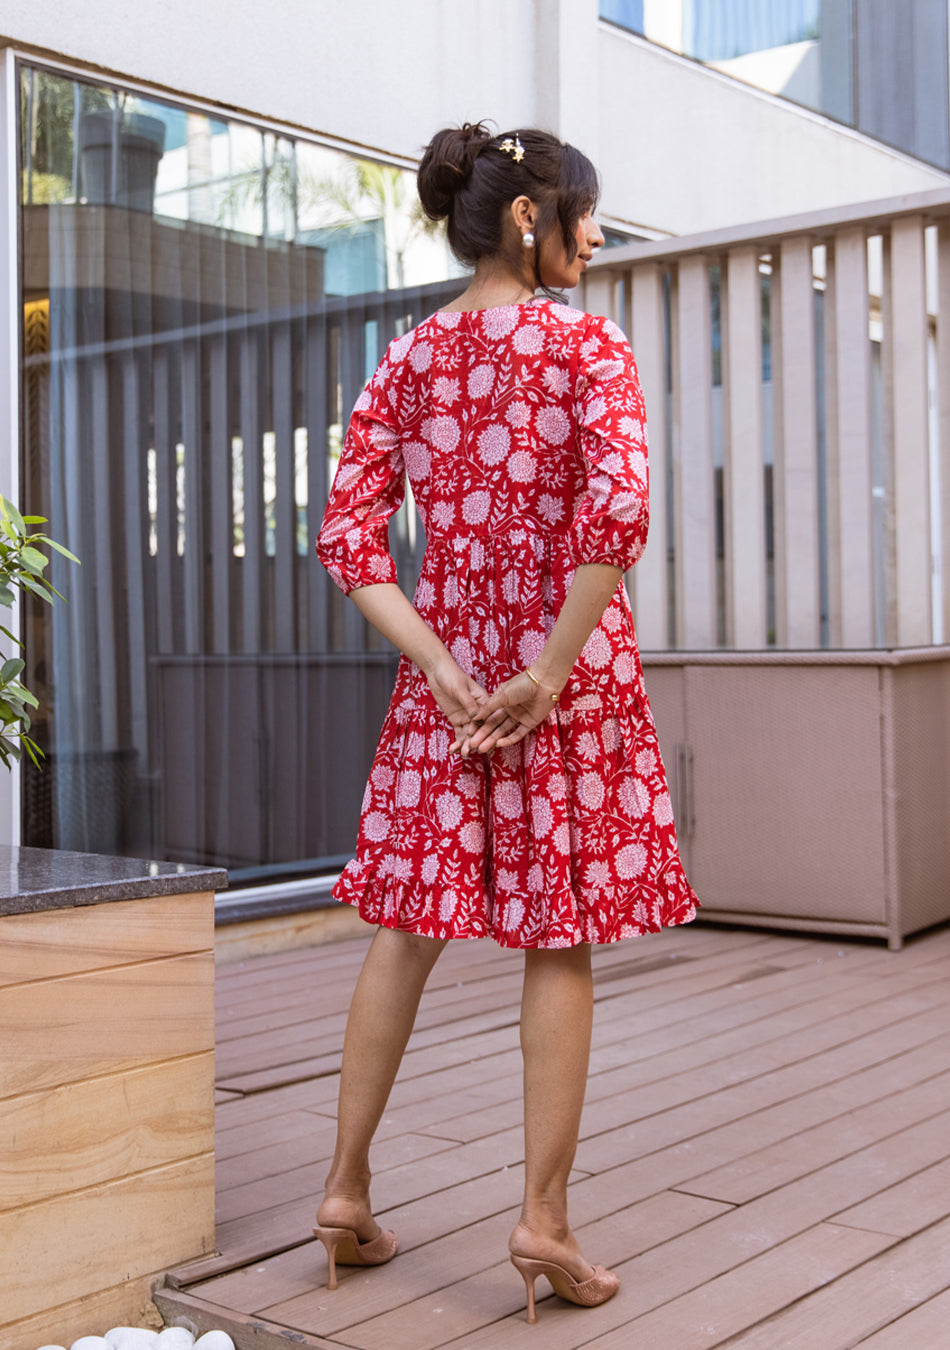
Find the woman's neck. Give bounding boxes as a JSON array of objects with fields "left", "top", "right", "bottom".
[{"left": 442, "top": 259, "right": 537, "bottom": 313}]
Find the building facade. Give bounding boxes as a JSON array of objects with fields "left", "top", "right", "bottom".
[{"left": 1, "top": 0, "right": 948, "bottom": 881}]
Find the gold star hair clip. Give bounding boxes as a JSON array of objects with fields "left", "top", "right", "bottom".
[{"left": 498, "top": 135, "right": 525, "bottom": 164}]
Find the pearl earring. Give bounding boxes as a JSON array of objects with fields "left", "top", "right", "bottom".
[{"left": 523, "top": 231, "right": 535, "bottom": 248}]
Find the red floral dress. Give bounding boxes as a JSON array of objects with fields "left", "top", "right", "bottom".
[{"left": 317, "top": 297, "right": 698, "bottom": 948}]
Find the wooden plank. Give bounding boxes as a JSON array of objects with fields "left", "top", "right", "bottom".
[
  {"left": 574, "top": 1005, "right": 950, "bottom": 1175},
  {"left": 722, "top": 245, "right": 767, "bottom": 648},
  {"left": 883, "top": 216, "right": 931, "bottom": 645},
  {"left": 629, "top": 262, "right": 669, "bottom": 649},
  {"left": 203, "top": 1198, "right": 728, "bottom": 1323},
  {"left": 439, "top": 1114, "right": 950, "bottom": 1350},
  {"left": 672, "top": 1066, "right": 950, "bottom": 1204},
  {"left": 3, "top": 1154, "right": 214, "bottom": 1326},
  {"left": 168, "top": 928, "right": 950, "bottom": 1348},
  {"left": 825, "top": 227, "right": 874, "bottom": 647},
  {"left": 672, "top": 256, "right": 717, "bottom": 647},
  {"left": 1, "top": 950, "right": 214, "bottom": 1097},
  {"left": 0, "top": 891, "right": 213, "bottom": 987},
  {"left": 412, "top": 966, "right": 950, "bottom": 1149},
  {"left": 771, "top": 237, "right": 820, "bottom": 646},
  {"left": 0, "top": 1052, "right": 213, "bottom": 1211},
  {"left": 853, "top": 1287, "right": 950, "bottom": 1348},
  {"left": 578, "top": 1224, "right": 893, "bottom": 1350},
  {"left": 258, "top": 1191, "right": 730, "bottom": 1337},
  {"left": 153, "top": 1286, "right": 340, "bottom": 1350},
  {"left": 833, "top": 1156, "right": 950, "bottom": 1239},
  {"left": 707, "top": 1215, "right": 950, "bottom": 1349}
]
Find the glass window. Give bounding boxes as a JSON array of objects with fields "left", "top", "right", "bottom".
[
  {"left": 686, "top": 0, "right": 820, "bottom": 61},
  {"left": 601, "top": 0, "right": 949, "bottom": 170},
  {"left": 18, "top": 64, "right": 461, "bottom": 877},
  {"left": 18, "top": 63, "right": 635, "bottom": 880},
  {"left": 599, "top": 0, "right": 644, "bottom": 34}
]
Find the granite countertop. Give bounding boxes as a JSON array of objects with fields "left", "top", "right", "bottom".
[{"left": 0, "top": 845, "right": 228, "bottom": 916}]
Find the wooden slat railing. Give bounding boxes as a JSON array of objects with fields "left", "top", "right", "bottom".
[{"left": 582, "top": 186, "right": 950, "bottom": 651}]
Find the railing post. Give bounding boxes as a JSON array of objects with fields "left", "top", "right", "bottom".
[
  {"left": 672, "top": 256, "right": 717, "bottom": 649},
  {"left": 771, "top": 237, "right": 820, "bottom": 647},
  {"left": 582, "top": 271, "right": 616, "bottom": 321},
  {"left": 630, "top": 262, "right": 669, "bottom": 650},
  {"left": 883, "top": 217, "right": 932, "bottom": 647},
  {"left": 722, "top": 245, "right": 766, "bottom": 648},
  {"left": 825, "top": 227, "right": 874, "bottom": 647},
  {"left": 938, "top": 219, "right": 950, "bottom": 645}
]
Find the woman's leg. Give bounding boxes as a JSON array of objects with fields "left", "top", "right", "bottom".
[
  {"left": 317, "top": 925, "right": 447, "bottom": 1238},
  {"left": 510, "top": 943, "right": 596, "bottom": 1278}
]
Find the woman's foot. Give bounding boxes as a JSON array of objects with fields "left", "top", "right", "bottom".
[
  {"left": 508, "top": 1221, "right": 618, "bottom": 1322},
  {"left": 316, "top": 1193, "right": 382, "bottom": 1245},
  {"left": 315, "top": 1191, "right": 397, "bottom": 1289},
  {"left": 508, "top": 1220, "right": 596, "bottom": 1283}
]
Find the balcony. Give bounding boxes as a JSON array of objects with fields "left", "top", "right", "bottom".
[
  {"left": 150, "top": 920, "right": 950, "bottom": 1348},
  {"left": 573, "top": 186, "right": 950, "bottom": 949}
]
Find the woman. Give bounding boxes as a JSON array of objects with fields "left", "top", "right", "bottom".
[{"left": 315, "top": 122, "right": 698, "bottom": 1324}]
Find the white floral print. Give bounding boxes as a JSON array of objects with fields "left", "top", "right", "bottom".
[{"left": 317, "top": 299, "right": 699, "bottom": 948}]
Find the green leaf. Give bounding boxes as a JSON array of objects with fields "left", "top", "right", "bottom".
[
  {"left": 44, "top": 539, "right": 81, "bottom": 564},
  {"left": 22, "top": 734, "right": 44, "bottom": 766},
  {"left": 0, "top": 584, "right": 15, "bottom": 607},
  {"left": 21, "top": 515, "right": 48, "bottom": 525},
  {"left": 2, "top": 499, "right": 26, "bottom": 536},
  {"left": 19, "top": 546, "right": 49, "bottom": 573},
  {"left": 1, "top": 658, "right": 24, "bottom": 682},
  {"left": 17, "top": 574, "right": 54, "bottom": 602}
]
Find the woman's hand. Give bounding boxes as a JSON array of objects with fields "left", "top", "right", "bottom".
[
  {"left": 451, "top": 669, "right": 561, "bottom": 757},
  {"left": 426, "top": 655, "right": 489, "bottom": 745}
]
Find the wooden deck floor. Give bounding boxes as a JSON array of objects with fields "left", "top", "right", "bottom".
[{"left": 160, "top": 919, "right": 950, "bottom": 1349}]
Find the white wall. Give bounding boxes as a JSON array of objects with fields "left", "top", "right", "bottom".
[
  {"left": 1, "top": 0, "right": 948, "bottom": 235},
  {"left": 595, "top": 24, "right": 949, "bottom": 235}
]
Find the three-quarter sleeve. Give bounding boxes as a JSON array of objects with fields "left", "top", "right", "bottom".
[
  {"left": 316, "top": 357, "right": 406, "bottom": 595},
  {"left": 567, "top": 315, "right": 650, "bottom": 572}
]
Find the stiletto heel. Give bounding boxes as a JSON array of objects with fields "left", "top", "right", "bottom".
[
  {"left": 509, "top": 1252, "right": 619, "bottom": 1323},
  {"left": 313, "top": 1224, "right": 398, "bottom": 1290},
  {"left": 511, "top": 1255, "right": 540, "bottom": 1323}
]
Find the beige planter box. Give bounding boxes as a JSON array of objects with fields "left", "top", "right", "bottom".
[
  {"left": 643, "top": 647, "right": 950, "bottom": 950},
  {"left": 0, "top": 848, "right": 226, "bottom": 1350}
]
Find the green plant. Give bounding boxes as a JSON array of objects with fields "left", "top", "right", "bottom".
[{"left": 0, "top": 495, "right": 79, "bottom": 768}]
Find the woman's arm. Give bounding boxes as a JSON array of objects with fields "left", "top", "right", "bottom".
[
  {"left": 454, "top": 561, "right": 622, "bottom": 756},
  {"left": 350, "top": 583, "right": 489, "bottom": 740}
]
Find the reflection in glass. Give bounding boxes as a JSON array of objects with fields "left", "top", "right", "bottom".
[{"left": 19, "top": 63, "right": 639, "bottom": 878}]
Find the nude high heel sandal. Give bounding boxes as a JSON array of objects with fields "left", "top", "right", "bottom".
[
  {"left": 313, "top": 1224, "right": 398, "bottom": 1290},
  {"left": 510, "top": 1254, "right": 620, "bottom": 1324}
]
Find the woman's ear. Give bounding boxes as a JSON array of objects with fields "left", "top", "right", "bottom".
[{"left": 509, "top": 195, "right": 537, "bottom": 234}]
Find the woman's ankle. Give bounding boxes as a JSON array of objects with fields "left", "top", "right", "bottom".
[{"left": 509, "top": 1217, "right": 594, "bottom": 1279}]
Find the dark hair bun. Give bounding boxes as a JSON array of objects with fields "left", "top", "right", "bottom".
[{"left": 417, "top": 122, "right": 492, "bottom": 220}]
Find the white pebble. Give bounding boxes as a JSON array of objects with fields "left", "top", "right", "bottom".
[
  {"left": 155, "top": 1331, "right": 195, "bottom": 1349},
  {"left": 35, "top": 1344, "right": 67, "bottom": 1350},
  {"left": 104, "top": 1331, "right": 158, "bottom": 1350},
  {"left": 194, "top": 1335, "right": 235, "bottom": 1350},
  {"left": 70, "top": 1339, "right": 112, "bottom": 1350}
]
